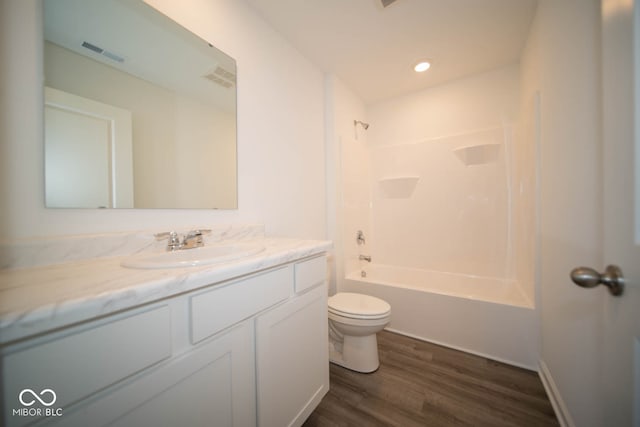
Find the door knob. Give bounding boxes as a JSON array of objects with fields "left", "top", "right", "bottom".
[{"left": 570, "top": 265, "right": 624, "bottom": 296}]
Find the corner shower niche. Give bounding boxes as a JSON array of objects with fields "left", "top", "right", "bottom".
[
  {"left": 453, "top": 143, "right": 501, "bottom": 166},
  {"left": 377, "top": 176, "right": 420, "bottom": 198}
]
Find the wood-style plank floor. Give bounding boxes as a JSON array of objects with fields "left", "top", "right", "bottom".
[{"left": 304, "top": 331, "right": 559, "bottom": 427}]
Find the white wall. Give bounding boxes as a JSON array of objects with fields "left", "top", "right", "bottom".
[
  {"left": 0, "top": 0, "right": 326, "bottom": 240},
  {"left": 173, "top": 94, "right": 237, "bottom": 209},
  {"left": 522, "top": 1, "right": 603, "bottom": 426}
]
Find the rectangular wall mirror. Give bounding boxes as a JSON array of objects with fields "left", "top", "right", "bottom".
[{"left": 43, "top": 0, "right": 238, "bottom": 209}]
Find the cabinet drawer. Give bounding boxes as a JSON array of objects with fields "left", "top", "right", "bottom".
[
  {"left": 294, "top": 255, "right": 326, "bottom": 293},
  {"left": 3, "top": 305, "right": 171, "bottom": 413},
  {"left": 190, "top": 266, "right": 292, "bottom": 344},
  {"left": 53, "top": 321, "right": 256, "bottom": 427}
]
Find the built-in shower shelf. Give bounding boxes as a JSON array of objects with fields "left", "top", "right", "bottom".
[
  {"left": 378, "top": 176, "right": 420, "bottom": 198},
  {"left": 453, "top": 143, "right": 501, "bottom": 166}
]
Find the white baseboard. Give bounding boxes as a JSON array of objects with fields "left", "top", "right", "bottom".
[
  {"left": 538, "top": 358, "right": 575, "bottom": 427},
  {"left": 384, "top": 327, "right": 537, "bottom": 371}
]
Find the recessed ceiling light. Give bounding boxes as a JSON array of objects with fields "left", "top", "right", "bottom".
[{"left": 414, "top": 61, "right": 431, "bottom": 73}]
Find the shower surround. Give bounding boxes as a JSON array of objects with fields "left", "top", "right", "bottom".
[
  {"left": 343, "top": 126, "right": 537, "bottom": 368},
  {"left": 369, "top": 127, "right": 514, "bottom": 282},
  {"left": 334, "top": 65, "right": 538, "bottom": 368}
]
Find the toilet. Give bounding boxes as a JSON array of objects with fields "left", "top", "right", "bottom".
[{"left": 328, "top": 292, "right": 391, "bottom": 373}]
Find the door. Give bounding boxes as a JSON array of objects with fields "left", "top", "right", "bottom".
[
  {"left": 45, "top": 102, "right": 112, "bottom": 208},
  {"left": 601, "top": 0, "right": 640, "bottom": 425},
  {"left": 44, "top": 87, "right": 134, "bottom": 208}
]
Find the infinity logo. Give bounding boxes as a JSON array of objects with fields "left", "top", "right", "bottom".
[{"left": 18, "top": 389, "right": 57, "bottom": 407}]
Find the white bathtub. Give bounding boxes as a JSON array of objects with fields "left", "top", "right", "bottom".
[{"left": 342, "top": 264, "right": 538, "bottom": 369}]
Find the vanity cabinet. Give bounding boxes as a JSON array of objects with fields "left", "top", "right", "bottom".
[
  {"left": 256, "top": 256, "right": 329, "bottom": 427},
  {"left": 0, "top": 254, "right": 328, "bottom": 427}
]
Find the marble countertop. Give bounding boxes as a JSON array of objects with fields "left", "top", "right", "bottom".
[{"left": 0, "top": 238, "right": 331, "bottom": 345}]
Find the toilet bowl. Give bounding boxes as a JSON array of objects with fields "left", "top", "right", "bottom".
[{"left": 328, "top": 292, "right": 391, "bottom": 373}]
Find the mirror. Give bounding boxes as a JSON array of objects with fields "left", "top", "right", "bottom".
[{"left": 43, "top": 0, "right": 237, "bottom": 209}]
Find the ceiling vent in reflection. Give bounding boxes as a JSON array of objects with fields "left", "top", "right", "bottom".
[
  {"left": 203, "top": 66, "right": 236, "bottom": 89},
  {"left": 81, "top": 41, "right": 124, "bottom": 63}
]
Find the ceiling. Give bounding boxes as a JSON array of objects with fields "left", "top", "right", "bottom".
[
  {"left": 245, "top": 0, "right": 538, "bottom": 104},
  {"left": 44, "top": 0, "right": 237, "bottom": 112}
]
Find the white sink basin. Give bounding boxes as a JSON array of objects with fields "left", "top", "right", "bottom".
[{"left": 121, "top": 242, "right": 265, "bottom": 269}]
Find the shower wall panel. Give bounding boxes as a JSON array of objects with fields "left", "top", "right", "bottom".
[
  {"left": 370, "top": 127, "right": 511, "bottom": 278},
  {"left": 366, "top": 64, "right": 522, "bottom": 281}
]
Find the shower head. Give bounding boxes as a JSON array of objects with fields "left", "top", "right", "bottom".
[{"left": 354, "top": 120, "right": 370, "bottom": 130}]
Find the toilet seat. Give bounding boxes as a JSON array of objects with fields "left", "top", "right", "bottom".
[{"left": 328, "top": 292, "right": 391, "bottom": 320}]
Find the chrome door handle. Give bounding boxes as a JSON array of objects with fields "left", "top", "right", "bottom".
[{"left": 570, "top": 265, "right": 624, "bottom": 296}]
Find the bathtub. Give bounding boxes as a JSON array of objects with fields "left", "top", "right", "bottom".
[{"left": 341, "top": 263, "right": 538, "bottom": 369}]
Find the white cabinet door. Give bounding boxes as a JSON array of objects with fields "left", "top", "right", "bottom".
[
  {"left": 56, "top": 321, "right": 256, "bottom": 427},
  {"left": 255, "top": 285, "right": 329, "bottom": 427}
]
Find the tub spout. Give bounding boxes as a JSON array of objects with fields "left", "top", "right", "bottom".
[{"left": 359, "top": 255, "right": 372, "bottom": 262}]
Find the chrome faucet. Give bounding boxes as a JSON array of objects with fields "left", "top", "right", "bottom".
[
  {"left": 155, "top": 231, "right": 181, "bottom": 251},
  {"left": 155, "top": 229, "right": 211, "bottom": 251},
  {"left": 182, "top": 229, "right": 210, "bottom": 249},
  {"left": 356, "top": 230, "right": 366, "bottom": 245},
  {"left": 359, "top": 255, "right": 372, "bottom": 262}
]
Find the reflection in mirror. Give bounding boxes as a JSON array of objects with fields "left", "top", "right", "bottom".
[{"left": 43, "top": 0, "right": 237, "bottom": 209}]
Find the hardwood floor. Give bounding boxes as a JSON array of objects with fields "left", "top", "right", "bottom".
[{"left": 304, "top": 331, "right": 559, "bottom": 427}]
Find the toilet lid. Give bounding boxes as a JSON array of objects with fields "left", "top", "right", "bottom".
[{"left": 328, "top": 292, "right": 391, "bottom": 318}]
